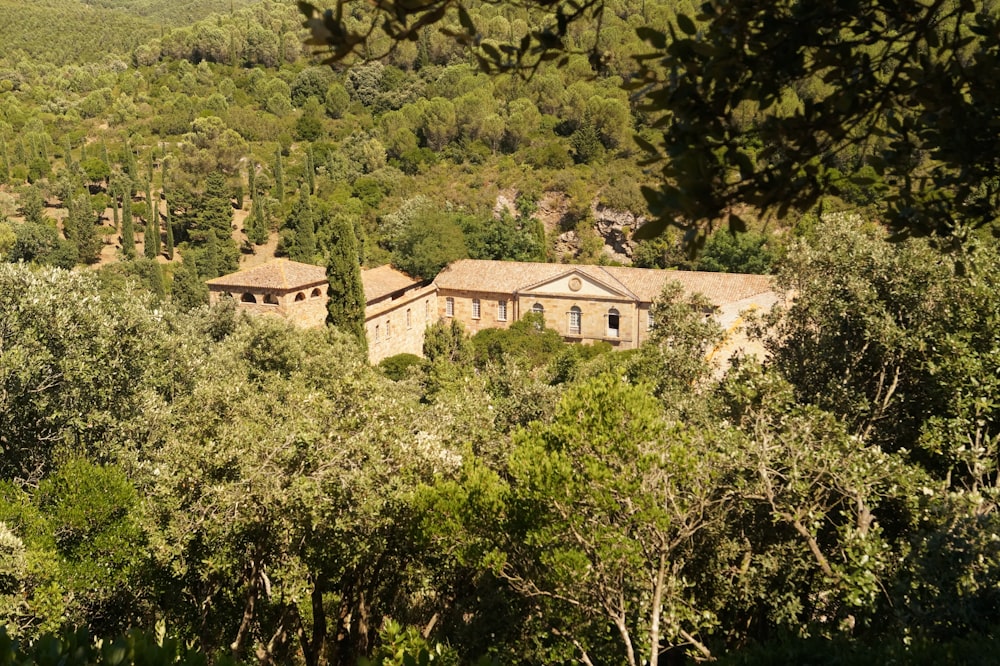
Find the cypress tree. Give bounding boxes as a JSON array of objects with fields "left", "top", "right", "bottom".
[
  {"left": 171, "top": 255, "right": 208, "bottom": 310},
  {"left": 247, "top": 196, "right": 268, "bottom": 246},
  {"left": 273, "top": 147, "right": 284, "bottom": 204},
  {"left": 71, "top": 193, "right": 101, "bottom": 263},
  {"left": 305, "top": 147, "right": 315, "bottom": 195},
  {"left": 123, "top": 141, "right": 138, "bottom": 196},
  {"left": 164, "top": 199, "right": 175, "bottom": 260},
  {"left": 63, "top": 137, "right": 73, "bottom": 169},
  {"left": 120, "top": 188, "right": 136, "bottom": 259},
  {"left": 247, "top": 163, "right": 256, "bottom": 200},
  {"left": 286, "top": 188, "right": 315, "bottom": 262},
  {"left": 325, "top": 212, "right": 366, "bottom": 350},
  {"left": 111, "top": 186, "right": 120, "bottom": 231},
  {"left": 145, "top": 200, "right": 160, "bottom": 259},
  {"left": 0, "top": 140, "right": 8, "bottom": 184}
]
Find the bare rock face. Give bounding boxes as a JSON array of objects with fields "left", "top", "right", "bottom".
[
  {"left": 553, "top": 230, "right": 580, "bottom": 259},
  {"left": 491, "top": 190, "right": 645, "bottom": 264},
  {"left": 592, "top": 203, "right": 644, "bottom": 264}
]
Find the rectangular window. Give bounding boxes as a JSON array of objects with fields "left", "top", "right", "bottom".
[
  {"left": 446, "top": 297, "right": 454, "bottom": 317},
  {"left": 497, "top": 300, "right": 507, "bottom": 321},
  {"left": 472, "top": 298, "right": 481, "bottom": 319},
  {"left": 406, "top": 309, "right": 412, "bottom": 329},
  {"left": 386, "top": 319, "right": 392, "bottom": 338},
  {"left": 647, "top": 310, "right": 654, "bottom": 330},
  {"left": 375, "top": 325, "right": 380, "bottom": 342},
  {"left": 425, "top": 299, "right": 431, "bottom": 319},
  {"left": 569, "top": 309, "right": 581, "bottom": 335}
]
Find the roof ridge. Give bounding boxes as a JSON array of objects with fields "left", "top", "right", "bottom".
[{"left": 594, "top": 266, "right": 639, "bottom": 300}]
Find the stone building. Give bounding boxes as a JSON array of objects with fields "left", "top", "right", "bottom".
[
  {"left": 208, "top": 258, "right": 777, "bottom": 363},
  {"left": 206, "top": 259, "right": 329, "bottom": 328},
  {"left": 433, "top": 260, "right": 776, "bottom": 350},
  {"left": 362, "top": 265, "right": 436, "bottom": 364}
]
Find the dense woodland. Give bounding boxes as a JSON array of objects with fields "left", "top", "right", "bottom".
[{"left": 2, "top": 0, "right": 1000, "bottom": 664}]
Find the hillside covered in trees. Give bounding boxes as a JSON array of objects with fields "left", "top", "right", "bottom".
[{"left": 2, "top": 0, "right": 1000, "bottom": 664}]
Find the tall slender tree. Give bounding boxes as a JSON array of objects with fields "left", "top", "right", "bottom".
[
  {"left": 325, "top": 212, "right": 366, "bottom": 349},
  {"left": 120, "top": 184, "right": 135, "bottom": 260},
  {"left": 164, "top": 199, "right": 175, "bottom": 260},
  {"left": 273, "top": 147, "right": 284, "bottom": 204}
]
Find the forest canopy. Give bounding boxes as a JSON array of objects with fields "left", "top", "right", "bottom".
[{"left": 300, "top": 0, "right": 1000, "bottom": 244}]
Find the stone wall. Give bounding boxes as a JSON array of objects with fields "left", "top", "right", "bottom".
[
  {"left": 439, "top": 288, "right": 652, "bottom": 349},
  {"left": 437, "top": 289, "right": 515, "bottom": 336},
  {"left": 367, "top": 284, "right": 438, "bottom": 364},
  {"left": 208, "top": 282, "right": 328, "bottom": 329}
]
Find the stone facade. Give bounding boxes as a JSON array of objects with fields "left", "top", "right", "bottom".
[
  {"left": 433, "top": 260, "right": 775, "bottom": 351},
  {"left": 363, "top": 265, "right": 436, "bottom": 364},
  {"left": 208, "top": 258, "right": 777, "bottom": 365}
]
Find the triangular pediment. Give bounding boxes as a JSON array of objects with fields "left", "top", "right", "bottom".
[{"left": 519, "top": 268, "right": 633, "bottom": 299}]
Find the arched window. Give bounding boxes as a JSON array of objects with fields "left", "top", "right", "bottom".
[
  {"left": 311, "top": 287, "right": 322, "bottom": 298},
  {"left": 223, "top": 292, "right": 234, "bottom": 300},
  {"left": 606, "top": 307, "right": 620, "bottom": 338},
  {"left": 446, "top": 297, "right": 455, "bottom": 317},
  {"left": 263, "top": 293, "right": 279, "bottom": 305},
  {"left": 375, "top": 325, "right": 381, "bottom": 342},
  {"left": 295, "top": 292, "right": 306, "bottom": 302},
  {"left": 406, "top": 309, "right": 412, "bottom": 328},
  {"left": 568, "top": 306, "right": 582, "bottom": 335},
  {"left": 531, "top": 303, "right": 544, "bottom": 314},
  {"left": 241, "top": 292, "right": 257, "bottom": 303},
  {"left": 386, "top": 319, "right": 392, "bottom": 338}
]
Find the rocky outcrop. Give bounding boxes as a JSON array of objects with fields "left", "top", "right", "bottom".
[
  {"left": 592, "top": 203, "right": 644, "bottom": 263},
  {"left": 493, "top": 191, "right": 646, "bottom": 264}
]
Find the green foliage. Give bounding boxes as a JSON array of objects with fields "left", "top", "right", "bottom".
[
  {"left": 469, "top": 313, "right": 563, "bottom": 370},
  {"left": 324, "top": 212, "right": 366, "bottom": 347},
  {"left": 391, "top": 210, "right": 468, "bottom": 280},
  {"left": 9, "top": 222, "right": 77, "bottom": 268},
  {"left": 0, "top": 264, "right": 156, "bottom": 483},
  {"left": 462, "top": 211, "right": 544, "bottom": 263},
  {"left": 697, "top": 229, "right": 775, "bottom": 274},
  {"left": 378, "top": 353, "right": 424, "bottom": 381},
  {"left": 0, "top": 625, "right": 239, "bottom": 666}
]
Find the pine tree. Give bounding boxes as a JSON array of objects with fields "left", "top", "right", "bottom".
[
  {"left": 191, "top": 173, "right": 239, "bottom": 276},
  {"left": 273, "top": 147, "right": 284, "bottom": 204},
  {"left": 325, "top": 212, "right": 366, "bottom": 349}
]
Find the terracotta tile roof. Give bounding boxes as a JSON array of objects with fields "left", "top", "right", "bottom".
[
  {"left": 434, "top": 259, "right": 774, "bottom": 306},
  {"left": 206, "top": 259, "right": 326, "bottom": 290},
  {"left": 362, "top": 265, "right": 421, "bottom": 302},
  {"left": 434, "top": 260, "right": 568, "bottom": 294},
  {"left": 600, "top": 266, "right": 774, "bottom": 304}
]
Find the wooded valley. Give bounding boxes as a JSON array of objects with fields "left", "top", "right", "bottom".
[{"left": 1, "top": 0, "right": 1000, "bottom": 664}]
